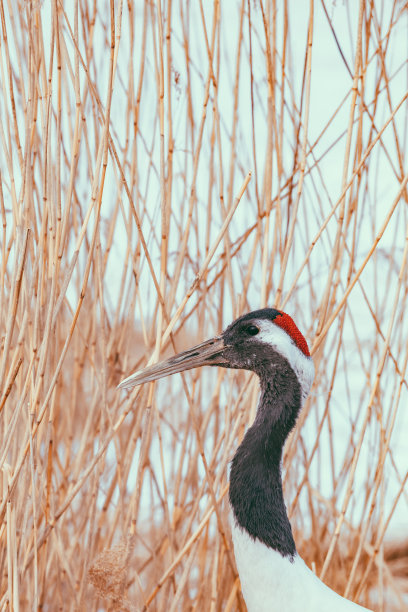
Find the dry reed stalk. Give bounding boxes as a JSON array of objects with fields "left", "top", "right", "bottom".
[{"left": 0, "top": 1, "right": 407, "bottom": 610}]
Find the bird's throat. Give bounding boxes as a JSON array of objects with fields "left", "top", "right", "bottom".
[{"left": 229, "top": 365, "right": 302, "bottom": 558}]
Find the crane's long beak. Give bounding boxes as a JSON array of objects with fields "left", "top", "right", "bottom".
[{"left": 117, "top": 336, "right": 228, "bottom": 390}]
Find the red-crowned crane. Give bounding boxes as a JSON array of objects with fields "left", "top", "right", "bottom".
[{"left": 118, "top": 308, "right": 372, "bottom": 611}]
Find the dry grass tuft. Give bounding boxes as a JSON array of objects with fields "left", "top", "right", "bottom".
[
  {"left": 88, "top": 538, "right": 136, "bottom": 611},
  {"left": 0, "top": 1, "right": 407, "bottom": 610}
]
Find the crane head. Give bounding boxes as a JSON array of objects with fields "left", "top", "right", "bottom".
[{"left": 118, "top": 308, "right": 314, "bottom": 400}]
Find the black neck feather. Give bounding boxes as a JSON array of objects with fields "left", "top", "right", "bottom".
[{"left": 229, "top": 355, "right": 302, "bottom": 559}]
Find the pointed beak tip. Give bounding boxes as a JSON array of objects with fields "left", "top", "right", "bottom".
[{"left": 117, "top": 375, "right": 137, "bottom": 391}]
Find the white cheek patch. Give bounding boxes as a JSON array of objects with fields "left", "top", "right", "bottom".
[{"left": 253, "top": 319, "right": 315, "bottom": 403}]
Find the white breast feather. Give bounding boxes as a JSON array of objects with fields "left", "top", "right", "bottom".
[{"left": 231, "top": 519, "right": 372, "bottom": 611}]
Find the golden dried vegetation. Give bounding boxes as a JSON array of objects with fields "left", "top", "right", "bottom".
[{"left": 0, "top": 1, "right": 407, "bottom": 610}]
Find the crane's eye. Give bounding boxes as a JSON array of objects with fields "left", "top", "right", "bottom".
[{"left": 246, "top": 325, "right": 259, "bottom": 336}]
